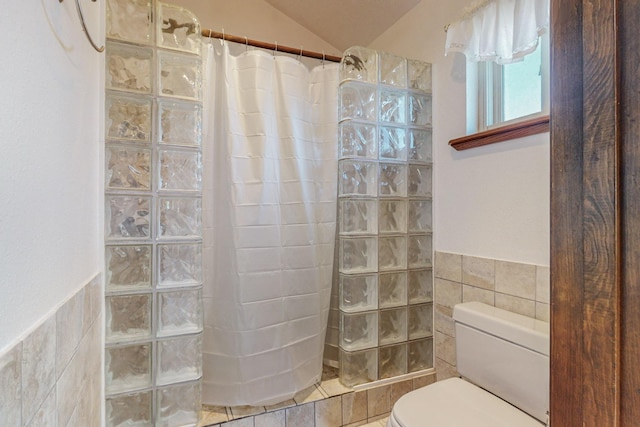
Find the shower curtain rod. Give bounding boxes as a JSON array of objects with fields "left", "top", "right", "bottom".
[{"left": 201, "top": 29, "right": 343, "bottom": 63}]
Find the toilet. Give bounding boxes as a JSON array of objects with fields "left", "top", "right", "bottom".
[{"left": 388, "top": 301, "right": 549, "bottom": 427}]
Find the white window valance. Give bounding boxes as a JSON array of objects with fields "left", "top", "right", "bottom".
[{"left": 445, "top": 0, "right": 549, "bottom": 64}]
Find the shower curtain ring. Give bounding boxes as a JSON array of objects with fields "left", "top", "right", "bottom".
[
  {"left": 245, "top": 36, "right": 248, "bottom": 52},
  {"left": 274, "top": 41, "right": 278, "bottom": 59},
  {"left": 298, "top": 46, "right": 303, "bottom": 62},
  {"left": 322, "top": 51, "right": 326, "bottom": 68},
  {"left": 61, "top": 0, "right": 104, "bottom": 52},
  {"left": 221, "top": 28, "right": 225, "bottom": 45}
]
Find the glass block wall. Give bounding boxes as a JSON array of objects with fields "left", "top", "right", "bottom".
[
  {"left": 337, "top": 47, "right": 434, "bottom": 387},
  {"left": 104, "top": 1, "right": 203, "bottom": 425}
]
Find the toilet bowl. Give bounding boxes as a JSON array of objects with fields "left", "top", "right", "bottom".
[{"left": 388, "top": 302, "right": 549, "bottom": 427}]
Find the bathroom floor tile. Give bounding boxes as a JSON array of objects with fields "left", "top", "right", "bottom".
[
  {"left": 343, "top": 391, "right": 367, "bottom": 425},
  {"left": 229, "top": 405, "right": 265, "bottom": 419},
  {"left": 254, "top": 409, "right": 285, "bottom": 427},
  {"left": 319, "top": 377, "right": 353, "bottom": 397},
  {"left": 365, "top": 414, "right": 389, "bottom": 426},
  {"left": 294, "top": 384, "right": 327, "bottom": 404},
  {"left": 286, "top": 402, "right": 314, "bottom": 426},
  {"left": 265, "top": 399, "right": 296, "bottom": 411},
  {"left": 322, "top": 364, "right": 340, "bottom": 381},
  {"left": 315, "top": 396, "right": 342, "bottom": 427},
  {"left": 199, "top": 405, "right": 228, "bottom": 426}
]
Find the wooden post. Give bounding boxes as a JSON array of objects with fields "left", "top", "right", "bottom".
[{"left": 550, "top": 0, "right": 640, "bottom": 424}]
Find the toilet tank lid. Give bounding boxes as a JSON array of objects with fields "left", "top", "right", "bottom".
[{"left": 453, "top": 302, "right": 550, "bottom": 355}]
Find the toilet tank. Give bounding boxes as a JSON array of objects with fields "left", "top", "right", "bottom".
[{"left": 453, "top": 302, "right": 549, "bottom": 424}]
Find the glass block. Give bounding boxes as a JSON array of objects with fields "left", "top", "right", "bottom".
[
  {"left": 157, "top": 381, "right": 201, "bottom": 427},
  {"left": 379, "top": 163, "right": 407, "bottom": 197},
  {"left": 408, "top": 338, "right": 434, "bottom": 372},
  {"left": 106, "top": 0, "right": 153, "bottom": 45},
  {"left": 379, "top": 344, "right": 407, "bottom": 379},
  {"left": 408, "top": 303, "right": 433, "bottom": 340},
  {"left": 408, "top": 93, "right": 432, "bottom": 126},
  {"left": 408, "top": 165, "right": 432, "bottom": 198},
  {"left": 159, "top": 149, "right": 202, "bottom": 191},
  {"left": 158, "top": 197, "right": 202, "bottom": 238},
  {"left": 408, "top": 60, "right": 432, "bottom": 92},
  {"left": 158, "top": 100, "right": 202, "bottom": 147},
  {"left": 106, "top": 42, "right": 152, "bottom": 94},
  {"left": 408, "top": 128, "right": 432, "bottom": 163},
  {"left": 158, "top": 51, "right": 202, "bottom": 100},
  {"left": 408, "top": 269, "right": 433, "bottom": 304},
  {"left": 408, "top": 234, "right": 433, "bottom": 268},
  {"left": 106, "top": 294, "right": 152, "bottom": 343},
  {"left": 157, "top": 335, "right": 202, "bottom": 385},
  {"left": 339, "top": 236, "right": 377, "bottom": 274},
  {"left": 105, "top": 94, "right": 152, "bottom": 142},
  {"left": 379, "top": 272, "right": 407, "bottom": 308},
  {"left": 339, "top": 160, "right": 377, "bottom": 197},
  {"left": 379, "top": 52, "right": 407, "bottom": 88},
  {"left": 379, "top": 126, "right": 407, "bottom": 161},
  {"left": 339, "top": 121, "right": 377, "bottom": 159},
  {"left": 106, "top": 245, "right": 152, "bottom": 291},
  {"left": 106, "top": 343, "right": 151, "bottom": 394},
  {"left": 339, "top": 348, "right": 378, "bottom": 387},
  {"left": 340, "top": 46, "right": 378, "bottom": 83},
  {"left": 106, "top": 391, "right": 152, "bottom": 427},
  {"left": 379, "top": 90, "right": 406, "bottom": 124},
  {"left": 106, "top": 145, "right": 151, "bottom": 190},
  {"left": 106, "top": 196, "right": 151, "bottom": 240},
  {"left": 340, "top": 199, "right": 377, "bottom": 235},
  {"left": 408, "top": 200, "right": 432, "bottom": 232},
  {"left": 340, "top": 274, "right": 378, "bottom": 313},
  {"left": 158, "top": 244, "right": 202, "bottom": 287},
  {"left": 379, "top": 200, "right": 407, "bottom": 234},
  {"left": 340, "top": 312, "right": 378, "bottom": 351},
  {"left": 379, "top": 308, "right": 407, "bottom": 345},
  {"left": 158, "top": 289, "right": 203, "bottom": 337},
  {"left": 378, "top": 236, "right": 407, "bottom": 271},
  {"left": 157, "top": 2, "right": 201, "bottom": 54},
  {"left": 339, "top": 82, "right": 377, "bottom": 122}
]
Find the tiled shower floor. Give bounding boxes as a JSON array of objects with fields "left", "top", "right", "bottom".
[{"left": 198, "top": 365, "right": 435, "bottom": 427}]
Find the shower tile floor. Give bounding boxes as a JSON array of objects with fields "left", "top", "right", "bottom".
[{"left": 198, "top": 365, "right": 435, "bottom": 427}]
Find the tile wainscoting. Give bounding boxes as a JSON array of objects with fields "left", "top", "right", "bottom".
[
  {"left": 199, "top": 368, "right": 436, "bottom": 427},
  {"left": 0, "top": 275, "right": 102, "bottom": 427},
  {"left": 433, "top": 251, "right": 550, "bottom": 379}
]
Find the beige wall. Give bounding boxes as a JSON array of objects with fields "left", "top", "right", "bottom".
[{"left": 169, "top": 0, "right": 342, "bottom": 56}]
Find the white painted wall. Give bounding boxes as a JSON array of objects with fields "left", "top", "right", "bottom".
[
  {"left": 370, "top": 0, "right": 550, "bottom": 266},
  {"left": 0, "top": 0, "right": 103, "bottom": 352},
  {"left": 168, "top": 0, "right": 342, "bottom": 56}
]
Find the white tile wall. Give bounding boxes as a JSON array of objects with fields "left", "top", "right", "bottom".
[
  {"left": 0, "top": 343, "right": 22, "bottom": 426},
  {"left": 0, "top": 275, "right": 102, "bottom": 427}
]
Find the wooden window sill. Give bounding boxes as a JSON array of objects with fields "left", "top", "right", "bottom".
[{"left": 449, "top": 115, "right": 550, "bottom": 151}]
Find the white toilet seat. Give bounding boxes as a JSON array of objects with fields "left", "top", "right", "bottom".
[{"left": 387, "top": 378, "right": 545, "bottom": 427}]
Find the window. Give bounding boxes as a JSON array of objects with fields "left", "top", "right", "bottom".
[{"left": 467, "top": 34, "right": 550, "bottom": 133}]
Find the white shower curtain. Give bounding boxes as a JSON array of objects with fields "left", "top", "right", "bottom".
[{"left": 201, "top": 41, "right": 339, "bottom": 406}]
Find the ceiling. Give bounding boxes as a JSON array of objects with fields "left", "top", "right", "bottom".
[{"left": 263, "top": 0, "right": 422, "bottom": 51}]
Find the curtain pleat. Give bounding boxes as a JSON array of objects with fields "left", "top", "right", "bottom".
[{"left": 201, "top": 42, "right": 338, "bottom": 406}]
